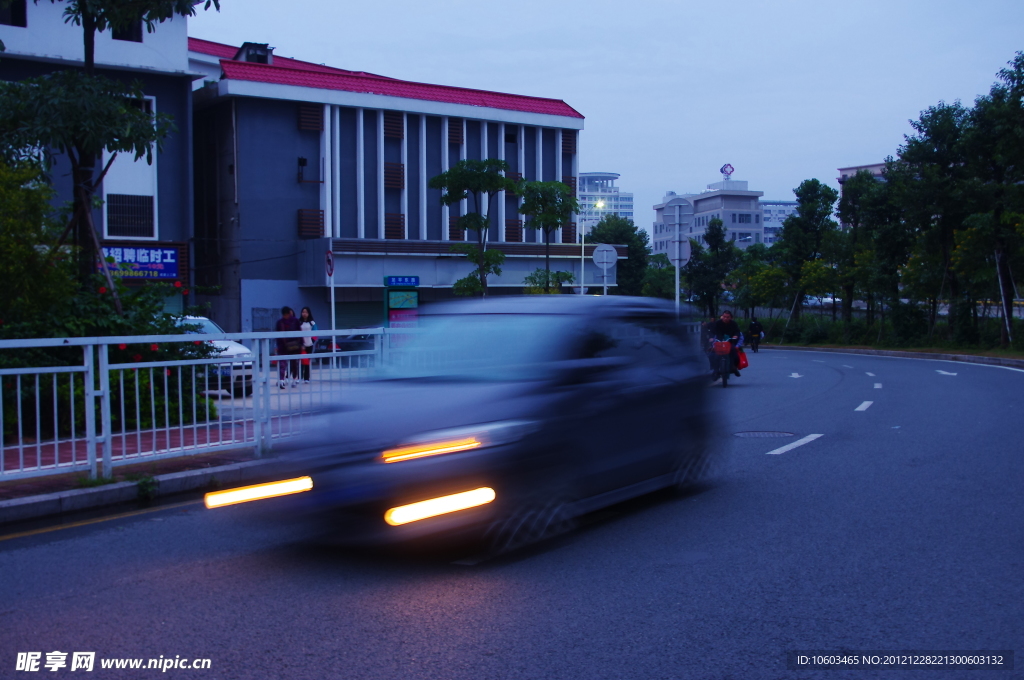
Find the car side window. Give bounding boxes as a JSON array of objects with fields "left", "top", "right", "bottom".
[{"left": 579, "top": 316, "right": 687, "bottom": 366}]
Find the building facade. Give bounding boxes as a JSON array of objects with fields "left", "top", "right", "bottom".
[
  {"left": 577, "top": 172, "right": 633, "bottom": 234},
  {"left": 760, "top": 200, "right": 798, "bottom": 244},
  {"left": 0, "top": 1, "right": 195, "bottom": 310},
  {"left": 188, "top": 39, "right": 618, "bottom": 332},
  {"left": 651, "top": 191, "right": 695, "bottom": 258},
  {"left": 653, "top": 175, "right": 764, "bottom": 255}
]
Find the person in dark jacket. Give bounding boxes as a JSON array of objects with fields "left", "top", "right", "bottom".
[
  {"left": 748, "top": 317, "right": 764, "bottom": 353},
  {"left": 275, "top": 306, "right": 302, "bottom": 387},
  {"left": 709, "top": 310, "right": 742, "bottom": 379}
]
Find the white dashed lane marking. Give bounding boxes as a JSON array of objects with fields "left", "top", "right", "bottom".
[
  {"left": 937, "top": 370, "right": 957, "bottom": 376},
  {"left": 843, "top": 365, "right": 853, "bottom": 368},
  {"left": 866, "top": 372, "right": 875, "bottom": 377},
  {"left": 855, "top": 401, "right": 874, "bottom": 411},
  {"left": 765, "top": 434, "right": 824, "bottom": 455},
  {"left": 874, "top": 383, "right": 882, "bottom": 389}
]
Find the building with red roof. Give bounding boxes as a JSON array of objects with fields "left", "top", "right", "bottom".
[{"left": 188, "top": 39, "right": 603, "bottom": 331}]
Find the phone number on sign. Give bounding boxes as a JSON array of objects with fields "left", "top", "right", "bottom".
[{"left": 788, "top": 651, "right": 1013, "bottom": 669}]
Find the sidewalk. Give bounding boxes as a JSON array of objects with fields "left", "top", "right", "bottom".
[{"left": 0, "top": 446, "right": 275, "bottom": 526}]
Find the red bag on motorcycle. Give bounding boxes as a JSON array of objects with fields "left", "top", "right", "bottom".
[
  {"left": 736, "top": 349, "right": 749, "bottom": 369},
  {"left": 712, "top": 340, "right": 732, "bottom": 356}
]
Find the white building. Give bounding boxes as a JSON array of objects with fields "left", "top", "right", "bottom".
[
  {"left": 760, "top": 200, "right": 798, "bottom": 244},
  {"left": 578, "top": 172, "right": 633, "bottom": 235}
]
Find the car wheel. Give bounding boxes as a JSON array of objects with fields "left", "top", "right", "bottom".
[{"left": 486, "top": 497, "right": 577, "bottom": 554}]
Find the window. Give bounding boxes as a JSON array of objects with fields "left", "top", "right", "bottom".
[
  {"left": 0, "top": 0, "right": 27, "bottom": 26},
  {"left": 112, "top": 20, "right": 143, "bottom": 42},
  {"left": 107, "top": 195, "right": 155, "bottom": 237},
  {"left": 737, "top": 214, "right": 751, "bottom": 224}
]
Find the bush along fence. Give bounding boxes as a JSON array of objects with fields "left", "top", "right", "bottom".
[{"left": 0, "top": 329, "right": 385, "bottom": 481}]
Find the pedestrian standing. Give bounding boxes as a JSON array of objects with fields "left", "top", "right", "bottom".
[
  {"left": 275, "top": 306, "right": 302, "bottom": 387},
  {"left": 299, "top": 306, "right": 317, "bottom": 383}
]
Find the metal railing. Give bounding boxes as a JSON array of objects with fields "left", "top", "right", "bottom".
[{"left": 0, "top": 328, "right": 392, "bottom": 481}]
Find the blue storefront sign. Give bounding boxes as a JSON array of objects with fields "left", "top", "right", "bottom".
[
  {"left": 100, "top": 246, "right": 179, "bottom": 280},
  {"left": 385, "top": 275, "right": 419, "bottom": 287}
]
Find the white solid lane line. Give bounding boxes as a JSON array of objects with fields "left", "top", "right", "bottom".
[
  {"left": 874, "top": 383, "right": 882, "bottom": 389},
  {"left": 866, "top": 372, "right": 875, "bottom": 376},
  {"left": 855, "top": 401, "right": 873, "bottom": 411},
  {"left": 766, "top": 434, "right": 824, "bottom": 455}
]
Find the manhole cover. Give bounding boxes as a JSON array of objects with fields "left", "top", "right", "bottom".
[{"left": 734, "top": 431, "right": 795, "bottom": 438}]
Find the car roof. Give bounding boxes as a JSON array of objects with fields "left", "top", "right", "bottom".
[{"left": 420, "top": 295, "right": 683, "bottom": 318}]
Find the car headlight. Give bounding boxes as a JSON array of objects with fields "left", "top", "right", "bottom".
[{"left": 381, "top": 420, "right": 539, "bottom": 463}]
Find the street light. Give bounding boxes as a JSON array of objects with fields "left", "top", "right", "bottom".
[{"left": 578, "top": 199, "right": 605, "bottom": 294}]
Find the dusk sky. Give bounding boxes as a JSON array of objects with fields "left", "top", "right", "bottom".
[{"left": 190, "top": 0, "right": 1024, "bottom": 238}]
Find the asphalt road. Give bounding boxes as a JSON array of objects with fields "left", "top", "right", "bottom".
[{"left": 1, "top": 351, "right": 1021, "bottom": 680}]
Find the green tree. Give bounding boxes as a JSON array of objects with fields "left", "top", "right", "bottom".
[
  {"left": 429, "top": 159, "right": 516, "bottom": 296},
  {"left": 836, "top": 169, "right": 881, "bottom": 322},
  {"left": 683, "top": 218, "right": 738, "bottom": 316},
  {"left": 772, "top": 179, "right": 840, "bottom": 322},
  {"left": 517, "top": 181, "right": 578, "bottom": 292},
  {"left": 896, "top": 101, "right": 975, "bottom": 339},
  {"left": 0, "top": 161, "right": 76, "bottom": 323},
  {"left": 587, "top": 215, "right": 649, "bottom": 296},
  {"left": 641, "top": 253, "right": 675, "bottom": 299},
  {"left": 729, "top": 243, "right": 770, "bottom": 315},
  {"left": 961, "top": 51, "right": 1024, "bottom": 345}
]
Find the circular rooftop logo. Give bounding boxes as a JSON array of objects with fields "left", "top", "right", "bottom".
[{"left": 720, "top": 164, "right": 735, "bottom": 179}]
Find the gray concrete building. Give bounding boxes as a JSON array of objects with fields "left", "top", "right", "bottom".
[{"left": 653, "top": 174, "right": 764, "bottom": 255}]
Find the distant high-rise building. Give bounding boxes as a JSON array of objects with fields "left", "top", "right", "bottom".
[
  {"left": 578, "top": 172, "right": 633, "bottom": 235},
  {"left": 760, "top": 200, "right": 798, "bottom": 244}
]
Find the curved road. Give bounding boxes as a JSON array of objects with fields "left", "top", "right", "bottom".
[{"left": 1, "top": 351, "right": 1021, "bottom": 679}]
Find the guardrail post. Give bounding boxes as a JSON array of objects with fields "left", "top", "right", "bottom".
[
  {"left": 97, "top": 343, "right": 113, "bottom": 478},
  {"left": 254, "top": 338, "right": 272, "bottom": 457},
  {"left": 83, "top": 345, "right": 98, "bottom": 480}
]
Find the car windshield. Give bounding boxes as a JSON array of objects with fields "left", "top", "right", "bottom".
[
  {"left": 178, "top": 318, "right": 224, "bottom": 335},
  {"left": 384, "top": 313, "right": 574, "bottom": 381}
]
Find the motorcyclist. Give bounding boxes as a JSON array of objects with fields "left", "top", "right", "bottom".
[
  {"left": 709, "top": 310, "right": 743, "bottom": 380},
  {"left": 748, "top": 317, "right": 764, "bottom": 353}
]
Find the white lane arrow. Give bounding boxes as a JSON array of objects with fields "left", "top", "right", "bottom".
[
  {"left": 936, "top": 370, "right": 957, "bottom": 376},
  {"left": 789, "top": 373, "right": 804, "bottom": 378}
]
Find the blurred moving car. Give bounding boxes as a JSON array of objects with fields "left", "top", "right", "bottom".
[
  {"left": 177, "top": 316, "right": 254, "bottom": 396},
  {"left": 206, "top": 297, "right": 714, "bottom": 551}
]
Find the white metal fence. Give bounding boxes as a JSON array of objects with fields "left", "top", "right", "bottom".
[{"left": 0, "top": 328, "right": 394, "bottom": 481}]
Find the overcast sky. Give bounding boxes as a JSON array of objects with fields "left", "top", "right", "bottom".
[{"left": 189, "top": 0, "right": 1024, "bottom": 238}]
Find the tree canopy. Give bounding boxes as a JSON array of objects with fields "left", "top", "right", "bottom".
[{"left": 587, "top": 215, "right": 649, "bottom": 296}]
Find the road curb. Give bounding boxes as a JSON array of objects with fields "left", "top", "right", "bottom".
[
  {"left": 762, "top": 345, "right": 1024, "bottom": 368},
  {"left": 0, "top": 459, "right": 278, "bottom": 527}
]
